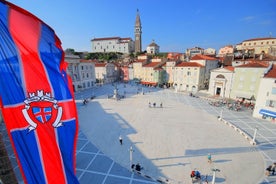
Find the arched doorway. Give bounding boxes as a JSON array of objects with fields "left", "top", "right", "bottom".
[{"left": 215, "top": 74, "right": 225, "bottom": 96}]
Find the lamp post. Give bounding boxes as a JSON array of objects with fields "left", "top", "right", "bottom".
[
  {"left": 211, "top": 168, "right": 220, "bottom": 184},
  {"left": 219, "top": 108, "right": 223, "bottom": 120},
  {"left": 252, "top": 126, "right": 258, "bottom": 144},
  {"left": 129, "top": 146, "right": 134, "bottom": 169}
]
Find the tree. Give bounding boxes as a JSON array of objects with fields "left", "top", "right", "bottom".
[{"left": 64, "top": 48, "right": 75, "bottom": 55}]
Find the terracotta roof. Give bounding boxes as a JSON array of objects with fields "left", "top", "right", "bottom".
[
  {"left": 91, "top": 37, "right": 131, "bottom": 41},
  {"left": 92, "top": 37, "right": 120, "bottom": 41},
  {"left": 154, "top": 67, "right": 163, "bottom": 71},
  {"left": 175, "top": 62, "right": 203, "bottom": 67},
  {"left": 224, "top": 66, "right": 235, "bottom": 71},
  {"left": 235, "top": 62, "right": 268, "bottom": 68},
  {"left": 95, "top": 63, "right": 106, "bottom": 67},
  {"left": 243, "top": 37, "right": 276, "bottom": 42},
  {"left": 264, "top": 64, "right": 276, "bottom": 78},
  {"left": 134, "top": 59, "right": 147, "bottom": 63},
  {"left": 191, "top": 54, "right": 217, "bottom": 61},
  {"left": 143, "top": 62, "right": 160, "bottom": 67}
]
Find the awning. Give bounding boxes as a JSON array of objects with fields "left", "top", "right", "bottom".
[
  {"left": 140, "top": 81, "right": 157, "bottom": 85},
  {"left": 259, "top": 109, "right": 276, "bottom": 118},
  {"left": 235, "top": 92, "right": 253, "bottom": 99}
]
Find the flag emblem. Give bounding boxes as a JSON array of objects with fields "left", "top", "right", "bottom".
[
  {"left": 22, "top": 90, "right": 63, "bottom": 131},
  {"left": 0, "top": 1, "right": 79, "bottom": 183}
]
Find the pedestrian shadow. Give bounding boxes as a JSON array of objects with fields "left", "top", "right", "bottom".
[
  {"left": 184, "top": 145, "right": 273, "bottom": 157},
  {"left": 157, "top": 162, "right": 189, "bottom": 168},
  {"left": 212, "top": 159, "right": 232, "bottom": 163},
  {"left": 211, "top": 177, "right": 226, "bottom": 183},
  {"left": 78, "top": 100, "right": 167, "bottom": 183}
]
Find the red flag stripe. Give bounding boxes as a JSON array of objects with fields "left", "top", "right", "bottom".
[{"left": 9, "top": 9, "right": 66, "bottom": 183}]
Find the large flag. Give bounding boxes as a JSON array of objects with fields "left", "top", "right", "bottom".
[{"left": 0, "top": 1, "right": 79, "bottom": 183}]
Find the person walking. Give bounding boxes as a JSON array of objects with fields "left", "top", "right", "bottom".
[
  {"left": 207, "top": 153, "right": 212, "bottom": 163},
  {"left": 119, "top": 135, "right": 123, "bottom": 145}
]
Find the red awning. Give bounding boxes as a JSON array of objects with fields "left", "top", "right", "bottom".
[{"left": 141, "top": 81, "right": 157, "bottom": 85}]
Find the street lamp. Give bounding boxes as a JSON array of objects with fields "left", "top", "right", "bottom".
[
  {"left": 129, "top": 146, "right": 134, "bottom": 169},
  {"left": 218, "top": 108, "right": 223, "bottom": 120},
  {"left": 252, "top": 126, "right": 258, "bottom": 145},
  {"left": 211, "top": 168, "right": 220, "bottom": 184}
]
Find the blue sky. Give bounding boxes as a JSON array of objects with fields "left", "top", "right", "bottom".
[{"left": 7, "top": 0, "right": 276, "bottom": 52}]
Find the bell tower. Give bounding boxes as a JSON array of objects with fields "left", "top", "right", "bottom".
[{"left": 134, "top": 9, "right": 142, "bottom": 53}]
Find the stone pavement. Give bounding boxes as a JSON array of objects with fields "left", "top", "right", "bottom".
[
  {"left": 77, "top": 85, "right": 265, "bottom": 184},
  {"left": 1, "top": 83, "right": 276, "bottom": 183}
]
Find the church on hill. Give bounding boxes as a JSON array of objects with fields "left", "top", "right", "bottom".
[{"left": 91, "top": 9, "right": 143, "bottom": 54}]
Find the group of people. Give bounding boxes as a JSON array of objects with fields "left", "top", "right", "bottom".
[
  {"left": 82, "top": 98, "right": 89, "bottom": 105},
  {"left": 266, "top": 163, "right": 276, "bottom": 176},
  {"left": 190, "top": 170, "right": 201, "bottom": 180},
  {"left": 131, "top": 163, "right": 142, "bottom": 172},
  {"left": 148, "top": 102, "right": 162, "bottom": 108}
]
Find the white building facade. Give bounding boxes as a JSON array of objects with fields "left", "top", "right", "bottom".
[
  {"left": 253, "top": 64, "right": 276, "bottom": 121},
  {"left": 95, "top": 62, "right": 117, "bottom": 84},
  {"left": 91, "top": 37, "right": 134, "bottom": 54},
  {"left": 190, "top": 55, "right": 219, "bottom": 88},
  {"left": 173, "top": 62, "right": 204, "bottom": 93},
  {"left": 65, "top": 55, "right": 96, "bottom": 92},
  {"left": 208, "top": 66, "right": 234, "bottom": 98},
  {"left": 146, "top": 40, "right": 160, "bottom": 55}
]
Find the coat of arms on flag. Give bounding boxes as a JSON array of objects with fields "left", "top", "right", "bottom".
[
  {"left": 0, "top": 1, "right": 79, "bottom": 183},
  {"left": 22, "top": 90, "right": 63, "bottom": 131}
]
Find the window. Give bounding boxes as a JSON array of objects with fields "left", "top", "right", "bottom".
[
  {"left": 266, "top": 100, "right": 276, "bottom": 108},
  {"left": 272, "top": 87, "right": 276, "bottom": 94},
  {"left": 238, "top": 83, "right": 243, "bottom": 89},
  {"left": 251, "top": 77, "right": 256, "bottom": 82},
  {"left": 187, "top": 71, "right": 191, "bottom": 76}
]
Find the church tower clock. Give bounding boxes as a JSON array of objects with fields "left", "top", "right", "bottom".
[{"left": 134, "top": 9, "right": 142, "bottom": 53}]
